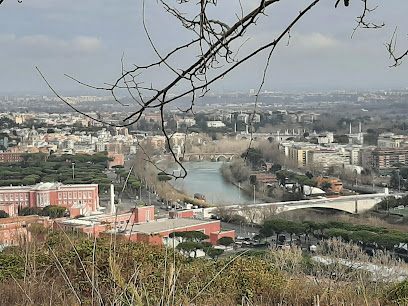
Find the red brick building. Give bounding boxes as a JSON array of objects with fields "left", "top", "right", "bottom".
[
  {"left": 118, "top": 217, "right": 234, "bottom": 246},
  {"left": 107, "top": 152, "right": 125, "bottom": 169},
  {"left": 0, "top": 152, "right": 22, "bottom": 163},
  {"left": 102, "top": 206, "right": 235, "bottom": 247},
  {"left": 56, "top": 211, "right": 137, "bottom": 237},
  {"left": 169, "top": 209, "right": 194, "bottom": 219},
  {"left": 0, "top": 215, "right": 55, "bottom": 248},
  {"left": 57, "top": 205, "right": 235, "bottom": 247},
  {"left": 0, "top": 183, "right": 99, "bottom": 218},
  {"left": 1, "top": 204, "right": 234, "bottom": 251}
]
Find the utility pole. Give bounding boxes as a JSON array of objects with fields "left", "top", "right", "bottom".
[
  {"left": 253, "top": 184, "right": 256, "bottom": 204},
  {"left": 72, "top": 162, "right": 75, "bottom": 180}
]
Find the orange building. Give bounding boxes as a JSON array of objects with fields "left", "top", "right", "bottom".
[{"left": 315, "top": 177, "right": 343, "bottom": 193}]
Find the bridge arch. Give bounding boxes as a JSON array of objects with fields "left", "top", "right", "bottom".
[
  {"left": 202, "top": 155, "right": 212, "bottom": 161},
  {"left": 187, "top": 154, "right": 200, "bottom": 162},
  {"left": 216, "top": 155, "right": 228, "bottom": 162}
]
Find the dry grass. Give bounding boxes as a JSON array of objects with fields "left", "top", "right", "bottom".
[{"left": 0, "top": 232, "right": 405, "bottom": 305}]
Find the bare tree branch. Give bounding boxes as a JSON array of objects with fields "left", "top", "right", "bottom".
[
  {"left": 385, "top": 27, "right": 408, "bottom": 67},
  {"left": 36, "top": 0, "right": 328, "bottom": 178},
  {"left": 351, "top": 0, "right": 384, "bottom": 38}
]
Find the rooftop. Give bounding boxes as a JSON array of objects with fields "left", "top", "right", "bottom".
[
  {"left": 0, "top": 182, "right": 99, "bottom": 191},
  {"left": 128, "top": 218, "right": 220, "bottom": 235}
]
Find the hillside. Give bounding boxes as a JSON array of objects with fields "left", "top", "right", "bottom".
[{"left": 0, "top": 230, "right": 407, "bottom": 305}]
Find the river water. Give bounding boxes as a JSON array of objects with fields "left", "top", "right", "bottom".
[{"left": 169, "top": 162, "right": 255, "bottom": 205}]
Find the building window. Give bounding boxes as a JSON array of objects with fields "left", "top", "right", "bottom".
[
  {"left": 68, "top": 192, "right": 72, "bottom": 199},
  {"left": 0, "top": 195, "right": 2, "bottom": 201},
  {"left": 25, "top": 194, "right": 28, "bottom": 200},
  {"left": 73, "top": 192, "right": 77, "bottom": 199},
  {"left": 78, "top": 192, "right": 82, "bottom": 199},
  {"left": 58, "top": 193, "right": 62, "bottom": 200},
  {"left": 63, "top": 192, "right": 67, "bottom": 199},
  {"left": 20, "top": 194, "right": 23, "bottom": 201},
  {"left": 10, "top": 195, "right": 13, "bottom": 201},
  {"left": 84, "top": 192, "right": 87, "bottom": 199},
  {"left": 88, "top": 191, "right": 92, "bottom": 198},
  {"left": 4, "top": 195, "right": 8, "bottom": 201}
]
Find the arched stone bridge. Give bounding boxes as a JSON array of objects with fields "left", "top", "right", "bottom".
[{"left": 180, "top": 153, "right": 238, "bottom": 162}]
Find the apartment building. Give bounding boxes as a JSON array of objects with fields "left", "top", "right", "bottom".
[
  {"left": 284, "top": 143, "right": 317, "bottom": 167},
  {"left": 308, "top": 149, "right": 350, "bottom": 169},
  {"left": 372, "top": 147, "right": 408, "bottom": 170}
]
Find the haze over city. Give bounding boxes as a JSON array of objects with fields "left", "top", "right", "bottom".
[{"left": 1, "top": 0, "right": 408, "bottom": 95}]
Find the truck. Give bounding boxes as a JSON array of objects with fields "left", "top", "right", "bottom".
[{"left": 194, "top": 193, "right": 206, "bottom": 201}]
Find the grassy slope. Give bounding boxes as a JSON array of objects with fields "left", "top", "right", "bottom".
[{"left": 0, "top": 231, "right": 405, "bottom": 305}]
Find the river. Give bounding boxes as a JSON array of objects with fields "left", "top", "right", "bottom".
[{"left": 169, "top": 162, "right": 256, "bottom": 206}]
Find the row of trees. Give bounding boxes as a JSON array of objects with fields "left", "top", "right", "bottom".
[
  {"left": 18, "top": 205, "right": 68, "bottom": 219},
  {"left": 171, "top": 231, "right": 234, "bottom": 260},
  {"left": 0, "top": 152, "right": 113, "bottom": 193},
  {"left": 259, "top": 219, "right": 408, "bottom": 251},
  {"left": 0, "top": 210, "right": 9, "bottom": 218},
  {"left": 375, "top": 195, "right": 408, "bottom": 211}
]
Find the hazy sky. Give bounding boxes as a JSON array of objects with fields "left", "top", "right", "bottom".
[{"left": 0, "top": 0, "right": 407, "bottom": 95}]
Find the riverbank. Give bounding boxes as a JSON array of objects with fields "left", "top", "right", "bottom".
[
  {"left": 168, "top": 162, "right": 254, "bottom": 205},
  {"left": 152, "top": 177, "right": 216, "bottom": 208},
  {"left": 220, "top": 162, "right": 277, "bottom": 203}
]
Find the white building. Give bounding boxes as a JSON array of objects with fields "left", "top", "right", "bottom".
[{"left": 206, "top": 121, "right": 226, "bottom": 128}]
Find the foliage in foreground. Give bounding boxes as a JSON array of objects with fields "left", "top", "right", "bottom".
[{"left": 0, "top": 232, "right": 406, "bottom": 305}]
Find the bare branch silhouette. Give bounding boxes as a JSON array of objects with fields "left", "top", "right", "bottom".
[
  {"left": 33, "top": 0, "right": 399, "bottom": 178},
  {"left": 351, "top": 0, "right": 384, "bottom": 38},
  {"left": 385, "top": 27, "right": 408, "bottom": 67}
]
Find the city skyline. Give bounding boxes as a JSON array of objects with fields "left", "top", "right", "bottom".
[{"left": 0, "top": 1, "right": 408, "bottom": 95}]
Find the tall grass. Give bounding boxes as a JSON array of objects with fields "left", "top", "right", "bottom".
[{"left": 0, "top": 231, "right": 406, "bottom": 305}]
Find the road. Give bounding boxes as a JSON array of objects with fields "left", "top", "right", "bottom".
[{"left": 103, "top": 166, "right": 164, "bottom": 213}]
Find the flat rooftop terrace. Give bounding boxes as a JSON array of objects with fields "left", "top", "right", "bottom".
[{"left": 129, "top": 218, "right": 220, "bottom": 235}]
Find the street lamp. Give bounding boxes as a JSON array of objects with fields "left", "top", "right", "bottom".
[{"left": 72, "top": 162, "right": 75, "bottom": 180}]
